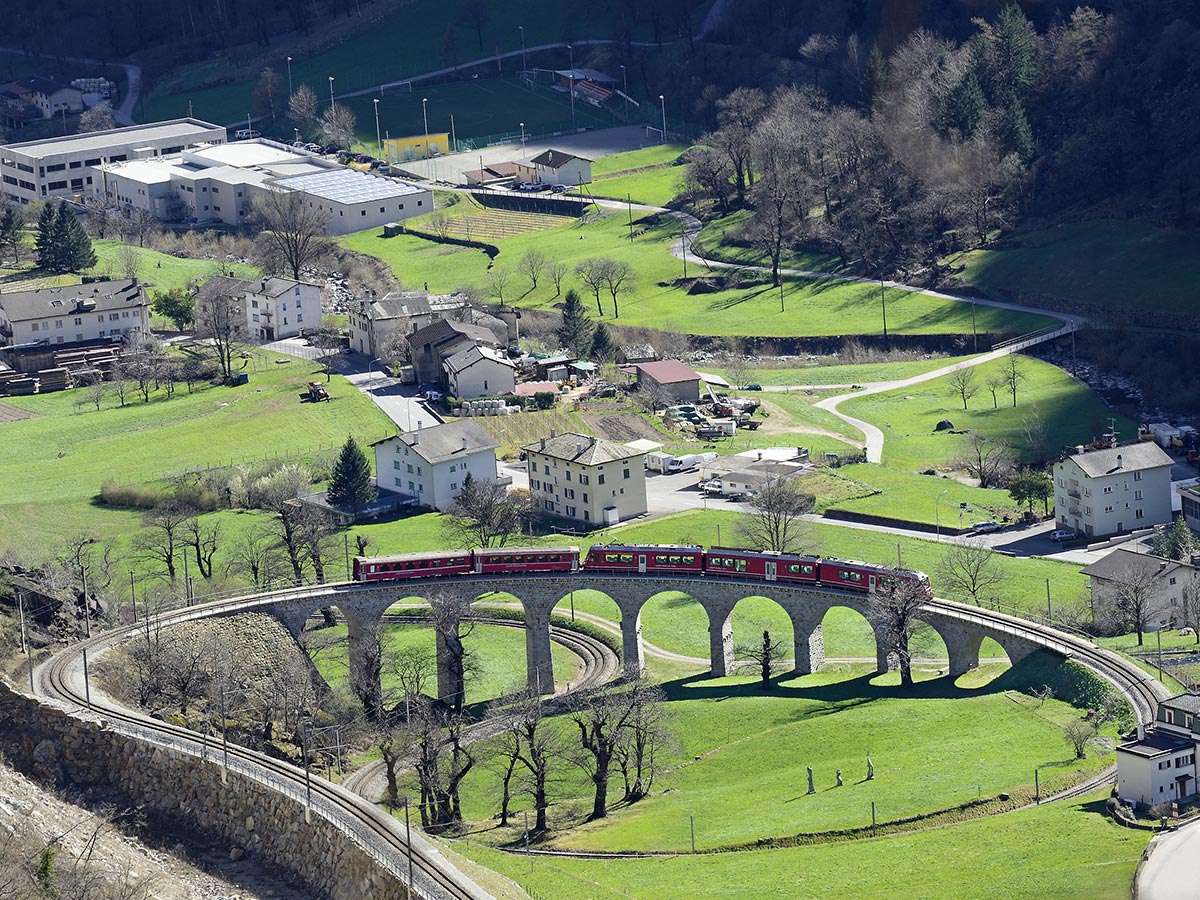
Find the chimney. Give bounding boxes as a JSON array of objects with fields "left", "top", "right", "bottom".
[
  {"left": 550, "top": 428, "right": 557, "bottom": 438},
  {"left": 462, "top": 436, "right": 468, "bottom": 451},
  {"left": 1137, "top": 722, "right": 1145, "bottom": 741},
  {"left": 261, "top": 278, "right": 268, "bottom": 293},
  {"left": 1117, "top": 454, "right": 1123, "bottom": 469},
  {"left": 540, "top": 437, "right": 546, "bottom": 451}
]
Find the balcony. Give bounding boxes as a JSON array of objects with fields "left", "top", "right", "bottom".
[{"left": 1067, "top": 488, "right": 1082, "bottom": 500}]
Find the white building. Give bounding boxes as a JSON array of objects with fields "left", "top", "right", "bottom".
[
  {"left": 1117, "top": 693, "right": 1199, "bottom": 808},
  {"left": 99, "top": 138, "right": 432, "bottom": 235},
  {"left": 0, "top": 279, "right": 149, "bottom": 348},
  {"left": 1081, "top": 548, "right": 1200, "bottom": 634},
  {"left": 372, "top": 420, "right": 499, "bottom": 512},
  {"left": 1053, "top": 442, "right": 1174, "bottom": 538},
  {"left": 347, "top": 290, "right": 471, "bottom": 358},
  {"left": 444, "top": 345, "right": 516, "bottom": 399},
  {"left": 524, "top": 432, "right": 647, "bottom": 526},
  {"left": 0, "top": 118, "right": 227, "bottom": 205},
  {"left": 194, "top": 276, "right": 320, "bottom": 342},
  {"left": 515, "top": 149, "right": 592, "bottom": 186}
]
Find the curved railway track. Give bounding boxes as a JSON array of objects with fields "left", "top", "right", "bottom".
[{"left": 28, "top": 577, "right": 1171, "bottom": 896}]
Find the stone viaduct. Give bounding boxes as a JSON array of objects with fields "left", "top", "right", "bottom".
[{"left": 251, "top": 574, "right": 1047, "bottom": 704}]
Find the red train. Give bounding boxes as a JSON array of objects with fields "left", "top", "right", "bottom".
[{"left": 353, "top": 543, "right": 930, "bottom": 598}]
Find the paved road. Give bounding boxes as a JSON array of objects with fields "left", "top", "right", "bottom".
[
  {"left": 1137, "top": 820, "right": 1200, "bottom": 900},
  {"left": 0, "top": 48, "right": 142, "bottom": 126}
]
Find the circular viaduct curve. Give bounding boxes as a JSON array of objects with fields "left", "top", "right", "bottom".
[{"left": 147, "top": 572, "right": 1171, "bottom": 726}]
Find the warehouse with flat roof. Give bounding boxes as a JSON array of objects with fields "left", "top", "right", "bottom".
[{"left": 0, "top": 117, "right": 227, "bottom": 204}]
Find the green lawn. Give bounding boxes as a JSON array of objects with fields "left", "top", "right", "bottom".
[
  {"left": 343, "top": 210, "right": 1060, "bottom": 339},
  {"left": 0, "top": 352, "right": 393, "bottom": 549},
  {"left": 951, "top": 220, "right": 1197, "bottom": 317},
  {"left": 839, "top": 356, "right": 1138, "bottom": 471},
  {"left": 590, "top": 144, "right": 689, "bottom": 177},
  {"left": 714, "top": 356, "right": 975, "bottom": 387},
  {"left": 691, "top": 210, "right": 844, "bottom": 273},
  {"left": 306, "top": 621, "right": 583, "bottom": 701},
  {"left": 822, "top": 463, "right": 1023, "bottom": 528},
  {"left": 91, "top": 239, "right": 261, "bottom": 294},
  {"left": 588, "top": 167, "right": 684, "bottom": 208},
  {"left": 449, "top": 787, "right": 1144, "bottom": 900},
  {"left": 141, "top": 1, "right": 714, "bottom": 125}
]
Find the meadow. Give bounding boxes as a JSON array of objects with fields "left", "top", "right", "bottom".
[
  {"left": 950, "top": 219, "right": 1196, "bottom": 317},
  {"left": 140, "top": 0, "right": 715, "bottom": 125},
  {"left": 342, "top": 209, "right": 1060, "bottom": 339},
  {"left": 839, "top": 355, "right": 1139, "bottom": 472}
]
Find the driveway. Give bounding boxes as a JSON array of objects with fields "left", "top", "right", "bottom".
[{"left": 1137, "top": 820, "right": 1200, "bottom": 900}]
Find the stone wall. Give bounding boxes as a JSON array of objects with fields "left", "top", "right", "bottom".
[{"left": 0, "top": 682, "right": 408, "bottom": 900}]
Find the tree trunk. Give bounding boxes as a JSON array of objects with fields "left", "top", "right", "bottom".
[{"left": 590, "top": 766, "right": 610, "bottom": 820}]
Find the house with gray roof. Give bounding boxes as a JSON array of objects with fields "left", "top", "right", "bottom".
[
  {"left": 444, "top": 344, "right": 515, "bottom": 399},
  {"left": 371, "top": 419, "right": 499, "bottom": 511},
  {"left": 1118, "top": 692, "right": 1200, "bottom": 807},
  {"left": 0, "top": 279, "right": 148, "bottom": 348},
  {"left": 408, "top": 318, "right": 504, "bottom": 386},
  {"left": 194, "top": 275, "right": 319, "bottom": 342},
  {"left": 515, "top": 148, "right": 592, "bottom": 186},
  {"left": 1053, "top": 442, "right": 1174, "bottom": 538},
  {"left": 524, "top": 431, "right": 647, "bottom": 526}
]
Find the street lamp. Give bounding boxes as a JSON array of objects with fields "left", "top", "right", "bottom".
[
  {"left": 518, "top": 26, "right": 527, "bottom": 76},
  {"left": 421, "top": 96, "right": 431, "bottom": 178},
  {"left": 567, "top": 44, "right": 576, "bottom": 125},
  {"left": 328, "top": 76, "right": 335, "bottom": 110},
  {"left": 620, "top": 64, "right": 629, "bottom": 120},
  {"left": 373, "top": 98, "right": 382, "bottom": 157},
  {"left": 659, "top": 94, "right": 667, "bottom": 143},
  {"left": 936, "top": 489, "right": 949, "bottom": 538},
  {"left": 286, "top": 56, "right": 293, "bottom": 98},
  {"left": 520, "top": 121, "right": 526, "bottom": 157}
]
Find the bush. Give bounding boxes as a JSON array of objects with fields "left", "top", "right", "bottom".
[
  {"left": 533, "top": 391, "right": 557, "bottom": 410},
  {"left": 99, "top": 480, "right": 166, "bottom": 508}
]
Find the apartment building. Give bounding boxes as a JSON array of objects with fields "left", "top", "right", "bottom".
[
  {"left": 524, "top": 432, "right": 647, "bottom": 526},
  {"left": 0, "top": 280, "right": 149, "bottom": 347},
  {"left": 1052, "top": 442, "right": 1174, "bottom": 537}
]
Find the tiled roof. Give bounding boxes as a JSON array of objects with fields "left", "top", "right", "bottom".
[
  {"left": 524, "top": 432, "right": 643, "bottom": 465},
  {"left": 1066, "top": 442, "right": 1173, "bottom": 478},
  {"left": 372, "top": 419, "right": 498, "bottom": 464},
  {"left": 630, "top": 359, "right": 702, "bottom": 385},
  {"left": 0, "top": 280, "right": 146, "bottom": 322}
]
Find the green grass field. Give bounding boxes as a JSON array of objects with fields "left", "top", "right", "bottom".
[
  {"left": 91, "top": 239, "right": 261, "bottom": 293},
  {"left": 590, "top": 145, "right": 689, "bottom": 177},
  {"left": 449, "top": 787, "right": 1144, "bottom": 900},
  {"left": 141, "top": 0, "right": 714, "bottom": 125},
  {"left": 0, "top": 352, "right": 393, "bottom": 549},
  {"left": 951, "top": 220, "right": 1197, "bottom": 316},
  {"left": 692, "top": 210, "right": 844, "bottom": 273},
  {"left": 343, "top": 210, "right": 1060, "bottom": 339},
  {"left": 306, "top": 620, "right": 583, "bottom": 701},
  {"left": 839, "top": 356, "right": 1138, "bottom": 472},
  {"left": 588, "top": 168, "right": 684, "bottom": 208},
  {"left": 714, "top": 356, "right": 974, "bottom": 387}
]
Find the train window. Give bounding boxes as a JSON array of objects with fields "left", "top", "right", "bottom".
[
  {"left": 620, "top": 554, "right": 633, "bottom": 563},
  {"left": 734, "top": 559, "right": 746, "bottom": 572},
  {"left": 839, "top": 570, "right": 863, "bottom": 582},
  {"left": 683, "top": 555, "right": 695, "bottom": 565}
]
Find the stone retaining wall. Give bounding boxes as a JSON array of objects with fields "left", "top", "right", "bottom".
[{"left": 0, "top": 682, "right": 407, "bottom": 900}]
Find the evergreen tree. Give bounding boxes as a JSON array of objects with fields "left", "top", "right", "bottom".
[
  {"left": 556, "top": 289, "right": 593, "bottom": 358},
  {"left": 590, "top": 323, "right": 616, "bottom": 363},
  {"left": 862, "top": 44, "right": 888, "bottom": 110},
  {"left": 34, "top": 202, "right": 58, "bottom": 271},
  {"left": 941, "top": 71, "right": 987, "bottom": 139},
  {"left": 1151, "top": 515, "right": 1197, "bottom": 561},
  {"left": 0, "top": 205, "right": 23, "bottom": 264},
  {"left": 1000, "top": 100, "right": 1036, "bottom": 162},
  {"left": 49, "top": 202, "right": 97, "bottom": 274},
  {"left": 327, "top": 436, "right": 377, "bottom": 514},
  {"left": 991, "top": 3, "right": 1039, "bottom": 102}
]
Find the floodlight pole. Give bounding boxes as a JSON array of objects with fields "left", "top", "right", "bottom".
[
  {"left": 659, "top": 94, "right": 666, "bottom": 143},
  {"left": 519, "top": 26, "right": 527, "bottom": 76},
  {"left": 374, "top": 99, "right": 382, "bottom": 157},
  {"left": 286, "top": 57, "right": 293, "bottom": 98},
  {"left": 328, "top": 76, "right": 335, "bottom": 110},
  {"left": 567, "top": 44, "right": 575, "bottom": 125}
]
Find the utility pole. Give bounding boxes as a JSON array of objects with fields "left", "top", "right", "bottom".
[
  {"left": 328, "top": 76, "right": 335, "bottom": 110},
  {"left": 286, "top": 56, "right": 293, "bottom": 98},
  {"left": 659, "top": 94, "right": 667, "bottom": 143},
  {"left": 130, "top": 569, "right": 137, "bottom": 623},
  {"left": 620, "top": 64, "right": 628, "bottom": 120},
  {"left": 518, "top": 26, "right": 527, "bottom": 77},
  {"left": 373, "top": 99, "right": 382, "bottom": 158},
  {"left": 880, "top": 279, "right": 888, "bottom": 338}
]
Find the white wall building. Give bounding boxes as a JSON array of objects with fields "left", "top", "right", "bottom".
[
  {"left": 372, "top": 420, "right": 499, "bottom": 512},
  {"left": 0, "top": 118, "right": 227, "bottom": 205},
  {"left": 515, "top": 149, "right": 592, "bottom": 186},
  {"left": 1053, "top": 442, "right": 1174, "bottom": 538},
  {"left": 0, "top": 280, "right": 149, "bottom": 348},
  {"left": 1117, "top": 693, "right": 1200, "bottom": 808},
  {"left": 1081, "top": 548, "right": 1200, "bottom": 634},
  {"left": 444, "top": 345, "right": 516, "bottom": 399},
  {"left": 194, "top": 276, "right": 321, "bottom": 342},
  {"left": 524, "top": 432, "right": 647, "bottom": 526}
]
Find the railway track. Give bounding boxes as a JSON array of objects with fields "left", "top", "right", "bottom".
[{"left": 26, "top": 576, "right": 1170, "bottom": 897}]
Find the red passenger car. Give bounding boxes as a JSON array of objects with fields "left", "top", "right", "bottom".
[
  {"left": 703, "top": 548, "right": 821, "bottom": 584},
  {"left": 353, "top": 551, "right": 473, "bottom": 582},
  {"left": 584, "top": 544, "right": 705, "bottom": 574},
  {"left": 816, "top": 558, "right": 932, "bottom": 597},
  {"left": 473, "top": 545, "right": 580, "bottom": 574}
]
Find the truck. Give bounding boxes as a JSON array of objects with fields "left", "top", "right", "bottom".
[
  {"left": 667, "top": 451, "right": 719, "bottom": 473},
  {"left": 645, "top": 451, "right": 677, "bottom": 474}
]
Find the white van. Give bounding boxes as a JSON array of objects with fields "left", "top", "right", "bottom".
[{"left": 234, "top": 129, "right": 261, "bottom": 140}]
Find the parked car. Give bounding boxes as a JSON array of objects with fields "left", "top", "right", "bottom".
[
  {"left": 305, "top": 143, "right": 323, "bottom": 153},
  {"left": 726, "top": 490, "right": 754, "bottom": 502},
  {"left": 972, "top": 521, "right": 1002, "bottom": 533},
  {"left": 551, "top": 184, "right": 568, "bottom": 193},
  {"left": 233, "top": 128, "right": 261, "bottom": 140},
  {"left": 355, "top": 153, "right": 373, "bottom": 164},
  {"left": 1050, "top": 529, "right": 1077, "bottom": 542},
  {"left": 742, "top": 383, "right": 763, "bottom": 391},
  {"left": 376, "top": 164, "right": 391, "bottom": 175},
  {"left": 291, "top": 140, "right": 307, "bottom": 148},
  {"left": 701, "top": 481, "right": 724, "bottom": 495},
  {"left": 422, "top": 389, "right": 443, "bottom": 402}
]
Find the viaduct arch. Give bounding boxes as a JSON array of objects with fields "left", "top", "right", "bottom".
[{"left": 211, "top": 574, "right": 1048, "bottom": 705}]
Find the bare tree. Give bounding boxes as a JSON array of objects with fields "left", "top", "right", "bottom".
[
  {"left": 250, "top": 188, "right": 331, "bottom": 281},
  {"left": 78, "top": 101, "right": 116, "bottom": 132},
  {"left": 310, "top": 326, "right": 344, "bottom": 382},
  {"left": 1180, "top": 580, "right": 1200, "bottom": 645},
  {"left": 227, "top": 522, "right": 278, "bottom": 588},
  {"left": 1102, "top": 559, "right": 1162, "bottom": 646},
  {"left": 442, "top": 474, "right": 522, "bottom": 548},
  {"left": 735, "top": 628, "right": 789, "bottom": 690},
  {"left": 195, "top": 292, "right": 246, "bottom": 383},
  {"left": 613, "top": 682, "right": 669, "bottom": 803},
  {"left": 409, "top": 700, "right": 476, "bottom": 833},
  {"left": 517, "top": 249, "right": 547, "bottom": 290},
  {"left": 122, "top": 208, "right": 158, "bottom": 248},
  {"left": 868, "top": 572, "right": 929, "bottom": 687},
  {"left": 429, "top": 591, "right": 476, "bottom": 713},
  {"left": 1003, "top": 355, "right": 1027, "bottom": 407},
  {"left": 1064, "top": 719, "right": 1097, "bottom": 759},
  {"left": 636, "top": 375, "right": 670, "bottom": 417},
  {"left": 319, "top": 102, "right": 357, "bottom": 147},
  {"left": 159, "top": 622, "right": 218, "bottom": 716},
  {"left": 938, "top": 538, "right": 1007, "bottom": 606},
  {"left": 958, "top": 431, "right": 1013, "bottom": 489},
  {"left": 548, "top": 260, "right": 569, "bottom": 296},
  {"left": 947, "top": 366, "right": 980, "bottom": 410},
  {"left": 985, "top": 373, "right": 1005, "bottom": 409},
  {"left": 428, "top": 212, "right": 452, "bottom": 239},
  {"left": 737, "top": 477, "right": 815, "bottom": 554},
  {"left": 288, "top": 85, "right": 320, "bottom": 138},
  {"left": 569, "top": 684, "right": 655, "bottom": 821},
  {"left": 486, "top": 268, "right": 510, "bottom": 305},
  {"left": 136, "top": 501, "right": 190, "bottom": 582},
  {"left": 183, "top": 515, "right": 220, "bottom": 579},
  {"left": 574, "top": 258, "right": 608, "bottom": 316},
  {"left": 597, "top": 259, "right": 635, "bottom": 319},
  {"left": 724, "top": 353, "right": 752, "bottom": 391}
]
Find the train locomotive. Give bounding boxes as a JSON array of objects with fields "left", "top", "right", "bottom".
[{"left": 352, "top": 543, "right": 930, "bottom": 598}]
